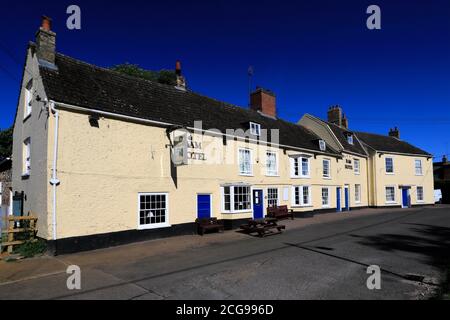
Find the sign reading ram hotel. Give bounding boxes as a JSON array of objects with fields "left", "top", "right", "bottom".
[{"left": 171, "top": 129, "right": 207, "bottom": 166}]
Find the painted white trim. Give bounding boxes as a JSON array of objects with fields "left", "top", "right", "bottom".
[
  {"left": 292, "top": 185, "right": 312, "bottom": 207},
  {"left": 220, "top": 185, "right": 252, "bottom": 214},
  {"left": 321, "top": 186, "right": 331, "bottom": 208},
  {"left": 238, "top": 148, "right": 253, "bottom": 176},
  {"left": 322, "top": 158, "right": 331, "bottom": 179},
  {"left": 249, "top": 122, "right": 261, "bottom": 136},
  {"left": 385, "top": 185, "right": 397, "bottom": 204},
  {"left": 266, "top": 187, "right": 280, "bottom": 207},
  {"left": 414, "top": 159, "right": 424, "bottom": 176},
  {"left": 385, "top": 157, "right": 394, "bottom": 175},
  {"left": 137, "top": 192, "right": 171, "bottom": 229},
  {"left": 416, "top": 186, "right": 425, "bottom": 203}
]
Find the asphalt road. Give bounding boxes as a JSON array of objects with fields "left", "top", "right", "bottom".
[{"left": 1, "top": 206, "right": 449, "bottom": 300}]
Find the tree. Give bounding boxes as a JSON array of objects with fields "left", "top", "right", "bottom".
[
  {"left": 0, "top": 126, "right": 13, "bottom": 158},
  {"left": 110, "top": 63, "right": 177, "bottom": 86}
]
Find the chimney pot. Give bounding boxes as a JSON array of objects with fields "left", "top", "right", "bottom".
[
  {"left": 36, "top": 16, "right": 56, "bottom": 65},
  {"left": 41, "top": 16, "right": 52, "bottom": 31},
  {"left": 389, "top": 127, "right": 400, "bottom": 139},
  {"left": 175, "top": 60, "right": 186, "bottom": 89},
  {"left": 327, "top": 105, "right": 344, "bottom": 127}
]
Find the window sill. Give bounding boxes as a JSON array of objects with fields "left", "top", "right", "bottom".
[
  {"left": 322, "top": 176, "right": 332, "bottom": 180},
  {"left": 291, "top": 205, "right": 313, "bottom": 208},
  {"left": 354, "top": 172, "right": 360, "bottom": 175},
  {"left": 138, "top": 223, "right": 171, "bottom": 230},
  {"left": 415, "top": 174, "right": 423, "bottom": 176},
  {"left": 221, "top": 210, "right": 252, "bottom": 214},
  {"left": 266, "top": 174, "right": 279, "bottom": 177},
  {"left": 416, "top": 200, "right": 425, "bottom": 203},
  {"left": 239, "top": 173, "right": 254, "bottom": 177},
  {"left": 385, "top": 172, "right": 395, "bottom": 175},
  {"left": 385, "top": 201, "right": 397, "bottom": 205},
  {"left": 322, "top": 205, "right": 330, "bottom": 208},
  {"left": 291, "top": 176, "right": 311, "bottom": 179}
]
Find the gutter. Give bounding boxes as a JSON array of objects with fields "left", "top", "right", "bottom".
[
  {"left": 52, "top": 101, "right": 341, "bottom": 158},
  {"left": 49, "top": 100, "right": 60, "bottom": 241}
]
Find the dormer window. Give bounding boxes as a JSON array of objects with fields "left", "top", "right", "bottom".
[
  {"left": 319, "top": 140, "right": 326, "bottom": 151},
  {"left": 24, "top": 80, "right": 33, "bottom": 119},
  {"left": 249, "top": 122, "right": 261, "bottom": 136},
  {"left": 347, "top": 134, "right": 354, "bottom": 145}
]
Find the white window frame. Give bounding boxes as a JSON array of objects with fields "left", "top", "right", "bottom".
[
  {"left": 266, "top": 151, "right": 278, "bottom": 176},
  {"left": 249, "top": 122, "right": 261, "bottom": 136},
  {"left": 137, "top": 192, "right": 170, "bottom": 230},
  {"left": 416, "top": 186, "right": 424, "bottom": 202},
  {"left": 319, "top": 140, "right": 326, "bottom": 151},
  {"left": 385, "top": 186, "right": 396, "bottom": 204},
  {"left": 322, "top": 158, "right": 331, "bottom": 179},
  {"left": 290, "top": 155, "right": 311, "bottom": 178},
  {"left": 292, "top": 185, "right": 312, "bottom": 207},
  {"left": 321, "top": 187, "right": 330, "bottom": 208},
  {"left": 415, "top": 159, "right": 423, "bottom": 176},
  {"left": 385, "top": 157, "right": 394, "bottom": 174},
  {"left": 347, "top": 134, "right": 354, "bottom": 145},
  {"left": 221, "top": 185, "right": 252, "bottom": 213},
  {"left": 24, "top": 80, "right": 33, "bottom": 119},
  {"left": 238, "top": 148, "right": 253, "bottom": 176},
  {"left": 23, "top": 138, "right": 31, "bottom": 176},
  {"left": 267, "top": 187, "right": 279, "bottom": 207},
  {"left": 354, "top": 159, "right": 360, "bottom": 175},
  {"left": 355, "top": 184, "right": 361, "bottom": 204}
]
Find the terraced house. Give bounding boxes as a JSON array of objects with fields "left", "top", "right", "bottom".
[{"left": 11, "top": 18, "right": 434, "bottom": 254}]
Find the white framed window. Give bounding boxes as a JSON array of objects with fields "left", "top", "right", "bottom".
[
  {"left": 322, "top": 159, "right": 331, "bottom": 178},
  {"left": 355, "top": 184, "right": 361, "bottom": 203},
  {"left": 291, "top": 155, "right": 310, "bottom": 178},
  {"left": 249, "top": 122, "right": 261, "bottom": 136},
  {"left": 266, "top": 151, "right": 278, "bottom": 176},
  {"left": 385, "top": 157, "right": 394, "bottom": 174},
  {"left": 417, "top": 186, "right": 424, "bottom": 202},
  {"left": 415, "top": 159, "right": 423, "bottom": 175},
  {"left": 238, "top": 148, "right": 252, "bottom": 176},
  {"left": 222, "top": 185, "right": 252, "bottom": 213},
  {"left": 138, "top": 193, "right": 170, "bottom": 229},
  {"left": 321, "top": 187, "right": 330, "bottom": 207},
  {"left": 319, "top": 140, "right": 326, "bottom": 151},
  {"left": 347, "top": 134, "right": 354, "bottom": 145},
  {"left": 23, "top": 138, "right": 31, "bottom": 175},
  {"left": 24, "top": 80, "right": 33, "bottom": 118},
  {"left": 385, "top": 186, "right": 396, "bottom": 203},
  {"left": 267, "top": 188, "right": 279, "bottom": 207},
  {"left": 354, "top": 159, "right": 360, "bottom": 174},
  {"left": 292, "top": 185, "right": 312, "bottom": 207}
]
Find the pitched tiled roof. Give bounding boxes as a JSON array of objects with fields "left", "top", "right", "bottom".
[
  {"left": 37, "top": 50, "right": 339, "bottom": 155},
  {"left": 355, "top": 131, "right": 431, "bottom": 156}
]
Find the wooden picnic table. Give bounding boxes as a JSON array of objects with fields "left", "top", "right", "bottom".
[{"left": 240, "top": 217, "right": 285, "bottom": 237}]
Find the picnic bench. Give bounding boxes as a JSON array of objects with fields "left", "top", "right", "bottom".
[
  {"left": 267, "top": 205, "right": 295, "bottom": 220},
  {"left": 240, "top": 218, "right": 286, "bottom": 237},
  {"left": 195, "top": 217, "right": 225, "bottom": 236}
]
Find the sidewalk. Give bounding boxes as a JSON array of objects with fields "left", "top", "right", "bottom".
[{"left": 0, "top": 206, "right": 433, "bottom": 285}]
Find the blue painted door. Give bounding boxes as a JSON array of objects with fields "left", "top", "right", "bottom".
[
  {"left": 336, "top": 187, "right": 341, "bottom": 212},
  {"left": 402, "top": 188, "right": 409, "bottom": 208},
  {"left": 197, "top": 194, "right": 211, "bottom": 219},
  {"left": 344, "top": 187, "right": 350, "bottom": 211},
  {"left": 253, "top": 190, "right": 264, "bottom": 219}
]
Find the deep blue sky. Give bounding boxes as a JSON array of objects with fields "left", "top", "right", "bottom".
[{"left": 0, "top": 0, "right": 449, "bottom": 158}]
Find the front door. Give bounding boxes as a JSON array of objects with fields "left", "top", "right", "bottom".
[
  {"left": 344, "top": 186, "right": 350, "bottom": 211},
  {"left": 402, "top": 188, "right": 409, "bottom": 208},
  {"left": 197, "top": 194, "right": 211, "bottom": 219},
  {"left": 336, "top": 187, "right": 341, "bottom": 212},
  {"left": 252, "top": 189, "right": 264, "bottom": 219}
]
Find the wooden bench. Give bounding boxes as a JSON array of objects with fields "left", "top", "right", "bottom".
[
  {"left": 267, "top": 205, "right": 294, "bottom": 220},
  {"left": 195, "top": 218, "right": 224, "bottom": 236}
]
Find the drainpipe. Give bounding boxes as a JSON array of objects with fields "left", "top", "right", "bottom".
[{"left": 49, "top": 101, "right": 60, "bottom": 241}]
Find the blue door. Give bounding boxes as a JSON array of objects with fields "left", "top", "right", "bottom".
[
  {"left": 197, "top": 194, "right": 211, "bottom": 219},
  {"left": 402, "top": 188, "right": 409, "bottom": 208},
  {"left": 344, "top": 186, "right": 350, "bottom": 211},
  {"left": 253, "top": 190, "right": 264, "bottom": 219},
  {"left": 336, "top": 187, "right": 341, "bottom": 212}
]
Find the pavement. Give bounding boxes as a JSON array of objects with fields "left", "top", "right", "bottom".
[{"left": 0, "top": 205, "right": 449, "bottom": 300}]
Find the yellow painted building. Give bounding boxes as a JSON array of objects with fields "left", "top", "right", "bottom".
[{"left": 11, "top": 18, "right": 434, "bottom": 254}]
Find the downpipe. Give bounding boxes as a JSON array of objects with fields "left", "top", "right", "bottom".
[{"left": 49, "top": 101, "right": 60, "bottom": 242}]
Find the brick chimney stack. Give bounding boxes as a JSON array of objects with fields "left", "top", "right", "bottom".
[
  {"left": 36, "top": 16, "right": 56, "bottom": 65},
  {"left": 341, "top": 113, "right": 349, "bottom": 129},
  {"left": 443, "top": 155, "right": 448, "bottom": 164},
  {"left": 175, "top": 60, "right": 186, "bottom": 89},
  {"left": 389, "top": 127, "right": 400, "bottom": 139},
  {"left": 327, "top": 105, "right": 344, "bottom": 127},
  {"left": 250, "top": 87, "right": 276, "bottom": 118}
]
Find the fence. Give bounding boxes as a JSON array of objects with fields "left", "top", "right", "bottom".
[{"left": 0, "top": 213, "right": 37, "bottom": 257}]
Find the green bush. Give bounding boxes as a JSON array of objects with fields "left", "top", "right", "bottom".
[{"left": 16, "top": 239, "right": 47, "bottom": 258}]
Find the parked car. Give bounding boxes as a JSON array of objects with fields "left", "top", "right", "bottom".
[{"left": 434, "top": 189, "right": 442, "bottom": 204}]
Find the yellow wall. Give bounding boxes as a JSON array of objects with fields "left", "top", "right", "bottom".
[
  {"left": 48, "top": 109, "right": 355, "bottom": 239},
  {"left": 371, "top": 152, "right": 434, "bottom": 206}
]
